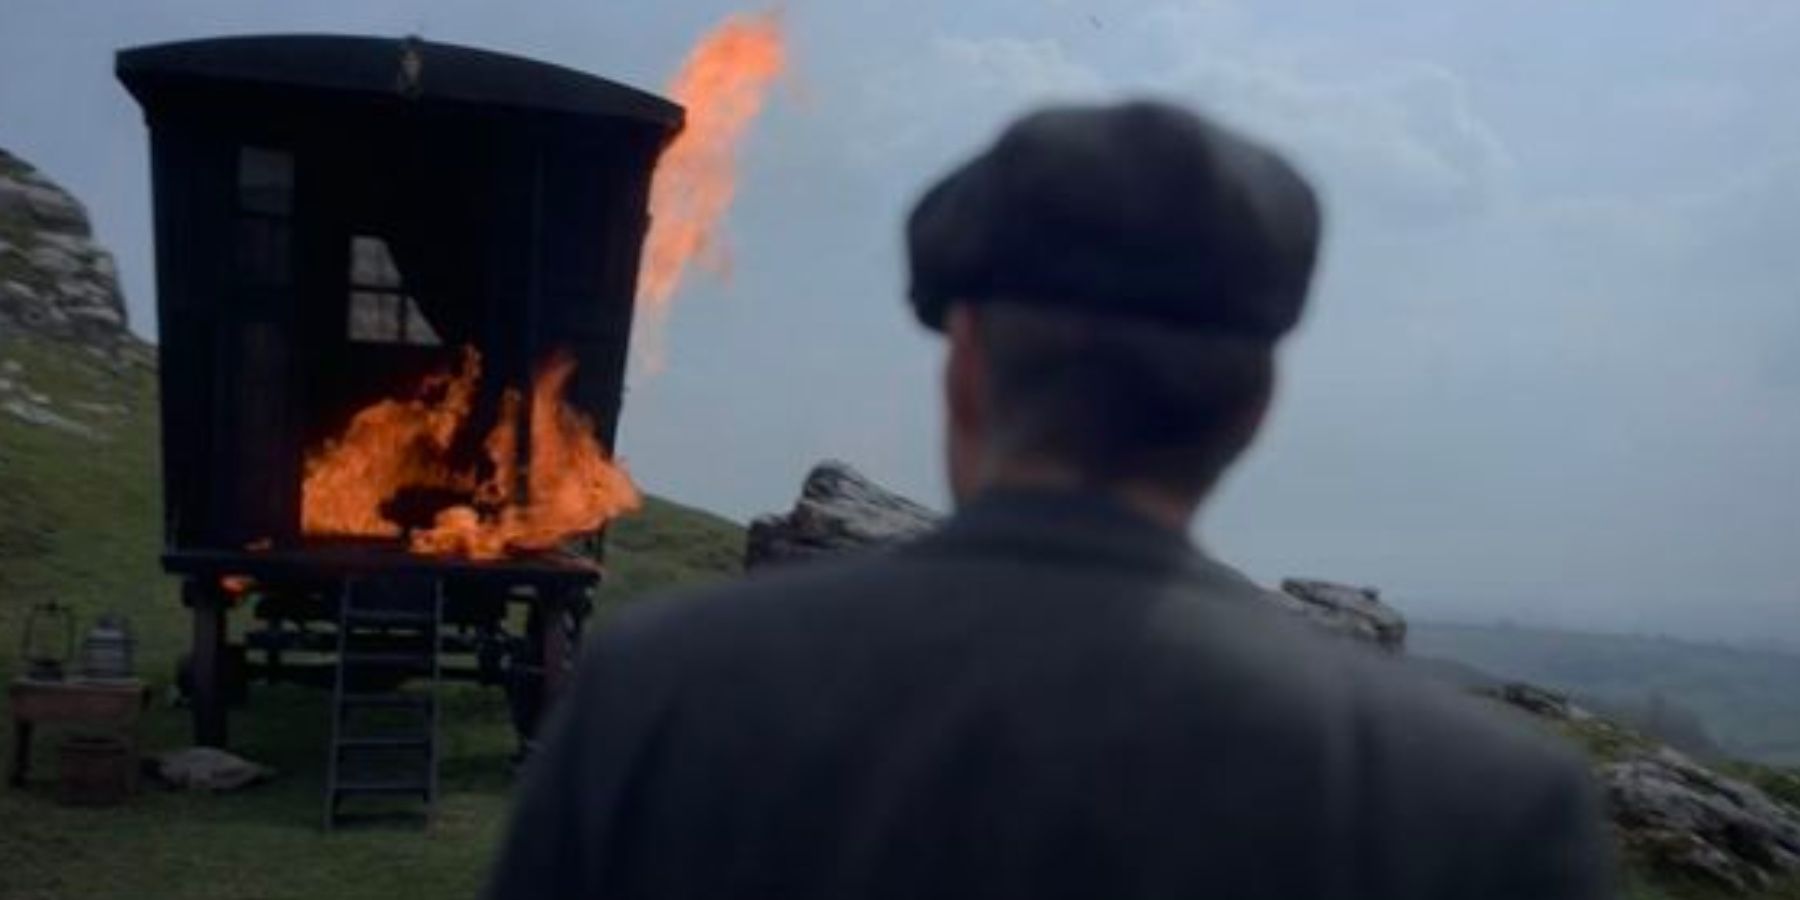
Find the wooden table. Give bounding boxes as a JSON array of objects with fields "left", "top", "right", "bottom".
[{"left": 8, "top": 678, "right": 149, "bottom": 787}]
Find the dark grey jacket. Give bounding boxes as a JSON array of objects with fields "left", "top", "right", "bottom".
[{"left": 488, "top": 490, "right": 1612, "bottom": 899}]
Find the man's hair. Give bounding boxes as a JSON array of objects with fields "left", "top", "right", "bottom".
[{"left": 974, "top": 302, "right": 1274, "bottom": 496}]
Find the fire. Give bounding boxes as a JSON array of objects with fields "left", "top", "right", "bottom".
[
  {"left": 412, "top": 352, "right": 640, "bottom": 559},
  {"left": 301, "top": 347, "right": 483, "bottom": 539},
  {"left": 299, "top": 20, "right": 785, "bottom": 556},
  {"left": 301, "top": 348, "right": 640, "bottom": 560},
  {"left": 636, "top": 12, "right": 786, "bottom": 360}
]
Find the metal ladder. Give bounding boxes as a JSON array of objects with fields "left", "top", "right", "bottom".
[{"left": 324, "top": 574, "right": 443, "bottom": 829}]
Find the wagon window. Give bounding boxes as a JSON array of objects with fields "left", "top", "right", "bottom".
[
  {"left": 234, "top": 146, "right": 293, "bottom": 287},
  {"left": 346, "top": 235, "right": 441, "bottom": 346},
  {"left": 237, "top": 147, "right": 293, "bottom": 215}
]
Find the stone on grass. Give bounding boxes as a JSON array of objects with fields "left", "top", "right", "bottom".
[{"left": 154, "top": 746, "right": 276, "bottom": 792}]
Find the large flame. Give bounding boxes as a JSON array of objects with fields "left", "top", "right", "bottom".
[
  {"left": 300, "top": 19, "right": 785, "bottom": 555},
  {"left": 636, "top": 12, "right": 786, "bottom": 360},
  {"left": 301, "top": 348, "right": 640, "bottom": 560},
  {"left": 413, "top": 352, "right": 640, "bottom": 559},
  {"left": 301, "top": 348, "right": 484, "bottom": 539}
]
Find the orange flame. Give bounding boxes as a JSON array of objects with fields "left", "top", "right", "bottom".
[
  {"left": 301, "top": 347, "right": 482, "bottom": 538},
  {"left": 301, "top": 348, "right": 640, "bottom": 560},
  {"left": 636, "top": 12, "right": 787, "bottom": 358},
  {"left": 413, "top": 352, "right": 641, "bottom": 559}
]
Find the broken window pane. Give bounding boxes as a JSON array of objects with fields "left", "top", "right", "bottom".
[
  {"left": 346, "top": 235, "right": 441, "bottom": 344},
  {"left": 400, "top": 297, "right": 442, "bottom": 346},
  {"left": 348, "top": 291, "right": 442, "bottom": 346},
  {"left": 348, "top": 291, "right": 401, "bottom": 342},
  {"left": 349, "top": 235, "right": 403, "bottom": 288}
]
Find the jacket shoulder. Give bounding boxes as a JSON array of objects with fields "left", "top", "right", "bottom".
[{"left": 1143, "top": 571, "right": 1595, "bottom": 800}]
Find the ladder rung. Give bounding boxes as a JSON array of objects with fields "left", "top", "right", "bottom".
[
  {"left": 340, "top": 692, "right": 432, "bottom": 710},
  {"left": 337, "top": 735, "right": 430, "bottom": 753},
  {"left": 341, "top": 651, "right": 432, "bottom": 669},
  {"left": 328, "top": 577, "right": 443, "bottom": 829},
  {"left": 344, "top": 608, "right": 435, "bottom": 627},
  {"left": 333, "top": 779, "right": 430, "bottom": 797}
]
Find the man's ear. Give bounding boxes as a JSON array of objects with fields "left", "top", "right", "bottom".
[{"left": 944, "top": 305, "right": 987, "bottom": 437}]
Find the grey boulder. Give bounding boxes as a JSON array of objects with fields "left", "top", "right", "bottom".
[
  {"left": 1266, "top": 579, "right": 1408, "bottom": 651},
  {"left": 745, "top": 461, "right": 1409, "bottom": 651},
  {"left": 745, "top": 460, "right": 939, "bottom": 569}
]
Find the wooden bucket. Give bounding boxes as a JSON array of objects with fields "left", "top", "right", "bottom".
[{"left": 57, "top": 735, "right": 136, "bottom": 806}]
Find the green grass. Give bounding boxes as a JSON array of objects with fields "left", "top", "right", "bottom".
[
  {"left": 0, "top": 330, "right": 744, "bottom": 900},
  {"left": 1621, "top": 864, "right": 1800, "bottom": 900},
  {"left": 8, "top": 326, "right": 1800, "bottom": 900},
  {"left": 1551, "top": 712, "right": 1658, "bottom": 765},
  {"left": 1720, "top": 760, "right": 1800, "bottom": 815},
  {"left": 1, "top": 685, "right": 518, "bottom": 900},
  {"left": 0, "top": 333, "right": 167, "bottom": 667},
  {"left": 597, "top": 493, "right": 746, "bottom": 614}
]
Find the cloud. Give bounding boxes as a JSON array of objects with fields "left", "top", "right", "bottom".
[
  {"left": 845, "top": 36, "right": 1107, "bottom": 172},
  {"left": 933, "top": 36, "right": 1109, "bottom": 97},
  {"left": 1521, "top": 153, "right": 1800, "bottom": 383},
  {"left": 1176, "top": 57, "right": 1514, "bottom": 227},
  {"left": 855, "top": 14, "right": 1514, "bottom": 233}
]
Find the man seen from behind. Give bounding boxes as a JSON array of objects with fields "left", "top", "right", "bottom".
[{"left": 487, "top": 99, "right": 1614, "bottom": 900}]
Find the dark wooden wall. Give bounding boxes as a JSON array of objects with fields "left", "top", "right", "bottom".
[{"left": 142, "top": 91, "right": 663, "bottom": 553}]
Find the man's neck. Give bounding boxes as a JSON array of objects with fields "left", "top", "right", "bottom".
[{"left": 977, "top": 462, "right": 1198, "bottom": 533}]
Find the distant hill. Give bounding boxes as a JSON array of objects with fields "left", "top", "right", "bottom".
[{"left": 1412, "top": 621, "right": 1800, "bottom": 764}]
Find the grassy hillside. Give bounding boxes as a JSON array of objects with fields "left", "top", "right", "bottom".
[
  {"left": 1413, "top": 622, "right": 1800, "bottom": 764},
  {"left": 0, "top": 330, "right": 745, "bottom": 900},
  {"left": 598, "top": 493, "right": 746, "bottom": 611},
  {"left": 0, "top": 334, "right": 167, "bottom": 671},
  {"left": 1544, "top": 710, "right": 1800, "bottom": 900},
  {"left": 7, "top": 329, "right": 1800, "bottom": 899}
]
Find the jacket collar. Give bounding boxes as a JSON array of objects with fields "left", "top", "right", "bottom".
[{"left": 907, "top": 487, "right": 1253, "bottom": 589}]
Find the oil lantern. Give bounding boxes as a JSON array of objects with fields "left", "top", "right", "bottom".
[{"left": 21, "top": 601, "right": 76, "bottom": 681}]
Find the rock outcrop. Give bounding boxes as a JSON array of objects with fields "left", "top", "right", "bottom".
[
  {"left": 1490, "top": 683, "right": 1800, "bottom": 893},
  {"left": 0, "top": 148, "right": 147, "bottom": 362},
  {"left": 0, "top": 148, "right": 151, "bottom": 439},
  {"left": 745, "top": 460, "right": 939, "bottom": 568},
  {"left": 1266, "top": 579, "right": 1408, "bottom": 651},
  {"left": 746, "top": 461, "right": 1407, "bottom": 650}
]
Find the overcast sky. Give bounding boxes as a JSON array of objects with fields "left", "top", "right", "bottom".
[{"left": 3, "top": 1, "right": 1797, "bottom": 644}]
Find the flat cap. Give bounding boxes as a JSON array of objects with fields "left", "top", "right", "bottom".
[{"left": 907, "top": 100, "right": 1322, "bottom": 339}]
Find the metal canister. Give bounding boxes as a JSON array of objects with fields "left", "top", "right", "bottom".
[{"left": 79, "top": 614, "right": 136, "bottom": 680}]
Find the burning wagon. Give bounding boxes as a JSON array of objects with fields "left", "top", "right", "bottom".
[{"left": 117, "top": 35, "right": 682, "bottom": 820}]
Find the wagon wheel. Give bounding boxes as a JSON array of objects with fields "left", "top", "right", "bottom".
[{"left": 503, "top": 588, "right": 592, "bottom": 756}]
